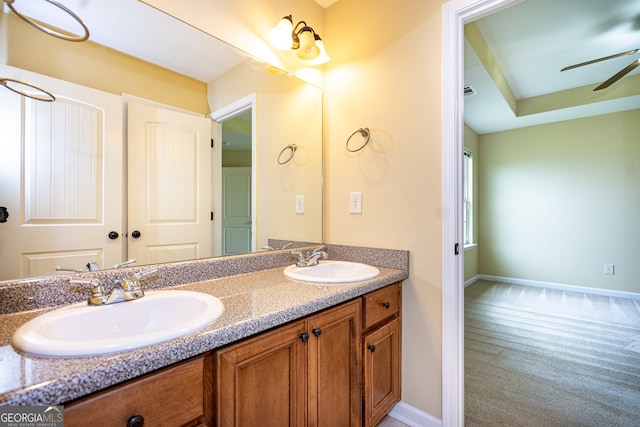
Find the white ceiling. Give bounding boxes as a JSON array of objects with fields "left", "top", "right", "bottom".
[
  {"left": 314, "top": 0, "right": 339, "bottom": 8},
  {"left": 464, "top": 0, "right": 640, "bottom": 134}
]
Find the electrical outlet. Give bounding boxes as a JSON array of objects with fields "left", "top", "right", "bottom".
[
  {"left": 295, "top": 195, "right": 304, "bottom": 214},
  {"left": 350, "top": 192, "right": 362, "bottom": 214},
  {"left": 604, "top": 264, "right": 614, "bottom": 275}
]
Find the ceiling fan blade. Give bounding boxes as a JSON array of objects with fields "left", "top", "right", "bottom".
[
  {"left": 561, "top": 49, "right": 639, "bottom": 71},
  {"left": 593, "top": 59, "right": 640, "bottom": 91}
]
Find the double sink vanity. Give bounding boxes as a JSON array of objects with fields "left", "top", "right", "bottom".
[{"left": 0, "top": 244, "right": 408, "bottom": 426}]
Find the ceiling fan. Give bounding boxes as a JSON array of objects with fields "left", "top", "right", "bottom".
[{"left": 561, "top": 48, "right": 640, "bottom": 91}]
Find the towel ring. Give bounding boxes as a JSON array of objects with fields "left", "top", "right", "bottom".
[
  {"left": 278, "top": 144, "right": 297, "bottom": 165},
  {"left": 346, "top": 128, "right": 370, "bottom": 152},
  {"left": 4, "top": 0, "right": 90, "bottom": 42},
  {"left": 0, "top": 78, "right": 55, "bottom": 102}
]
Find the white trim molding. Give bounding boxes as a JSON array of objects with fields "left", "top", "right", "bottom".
[
  {"left": 389, "top": 401, "right": 442, "bottom": 427},
  {"left": 477, "top": 275, "right": 640, "bottom": 300},
  {"left": 441, "top": 0, "right": 523, "bottom": 426}
]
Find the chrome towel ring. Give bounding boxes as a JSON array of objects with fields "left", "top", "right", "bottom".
[
  {"left": 0, "top": 78, "right": 55, "bottom": 102},
  {"left": 346, "top": 128, "right": 370, "bottom": 152},
  {"left": 278, "top": 144, "right": 298, "bottom": 165},
  {"left": 4, "top": 0, "right": 90, "bottom": 42}
]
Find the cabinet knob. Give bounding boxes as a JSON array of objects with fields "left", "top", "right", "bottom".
[
  {"left": 108, "top": 231, "right": 119, "bottom": 240},
  {"left": 382, "top": 301, "right": 390, "bottom": 309},
  {"left": 299, "top": 332, "right": 309, "bottom": 343},
  {"left": 312, "top": 327, "right": 322, "bottom": 337},
  {"left": 127, "top": 415, "right": 144, "bottom": 427},
  {"left": 368, "top": 344, "right": 376, "bottom": 353},
  {"left": 131, "top": 230, "right": 141, "bottom": 238}
]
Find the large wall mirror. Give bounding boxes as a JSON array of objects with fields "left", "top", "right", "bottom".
[{"left": 0, "top": 0, "right": 323, "bottom": 281}]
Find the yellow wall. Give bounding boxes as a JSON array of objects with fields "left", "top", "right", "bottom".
[
  {"left": 324, "top": 0, "right": 447, "bottom": 417},
  {"left": 478, "top": 110, "right": 640, "bottom": 293},
  {"left": 209, "top": 59, "right": 323, "bottom": 247},
  {"left": 2, "top": 13, "right": 208, "bottom": 114}
]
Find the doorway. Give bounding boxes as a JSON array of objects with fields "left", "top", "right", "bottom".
[
  {"left": 211, "top": 94, "right": 257, "bottom": 256},
  {"left": 441, "top": 0, "right": 520, "bottom": 425}
]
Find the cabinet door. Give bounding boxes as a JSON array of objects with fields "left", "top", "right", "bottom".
[
  {"left": 215, "top": 320, "right": 307, "bottom": 427},
  {"left": 307, "top": 300, "right": 362, "bottom": 427},
  {"left": 363, "top": 317, "right": 401, "bottom": 427}
]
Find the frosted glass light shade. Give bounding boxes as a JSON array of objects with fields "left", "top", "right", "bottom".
[
  {"left": 296, "top": 28, "right": 320, "bottom": 60},
  {"left": 269, "top": 17, "right": 294, "bottom": 50},
  {"left": 308, "top": 38, "right": 330, "bottom": 65}
]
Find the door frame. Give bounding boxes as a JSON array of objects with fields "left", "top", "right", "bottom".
[
  {"left": 211, "top": 93, "right": 257, "bottom": 256},
  {"left": 441, "top": 0, "right": 521, "bottom": 425}
]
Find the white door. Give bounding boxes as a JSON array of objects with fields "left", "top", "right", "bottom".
[
  {"left": 221, "top": 167, "right": 252, "bottom": 255},
  {"left": 127, "top": 102, "right": 212, "bottom": 265},
  {"left": 0, "top": 66, "right": 123, "bottom": 280}
]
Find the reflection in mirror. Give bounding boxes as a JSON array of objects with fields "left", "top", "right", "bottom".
[{"left": 0, "top": 0, "right": 322, "bottom": 282}]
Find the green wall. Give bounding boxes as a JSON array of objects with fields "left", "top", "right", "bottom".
[{"left": 476, "top": 109, "right": 640, "bottom": 293}]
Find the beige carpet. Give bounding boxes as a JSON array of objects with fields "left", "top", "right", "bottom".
[{"left": 465, "top": 280, "right": 640, "bottom": 427}]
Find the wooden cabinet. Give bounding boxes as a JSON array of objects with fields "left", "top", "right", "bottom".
[
  {"left": 64, "top": 354, "right": 213, "bottom": 427},
  {"left": 362, "top": 283, "right": 402, "bottom": 427},
  {"left": 215, "top": 300, "right": 362, "bottom": 427}
]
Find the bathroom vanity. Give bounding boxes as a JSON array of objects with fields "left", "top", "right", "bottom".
[{"left": 0, "top": 245, "right": 408, "bottom": 427}]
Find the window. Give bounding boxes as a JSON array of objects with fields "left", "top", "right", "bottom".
[{"left": 463, "top": 149, "right": 473, "bottom": 246}]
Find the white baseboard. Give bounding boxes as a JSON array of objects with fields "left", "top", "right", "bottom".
[
  {"left": 464, "top": 274, "right": 479, "bottom": 288},
  {"left": 388, "top": 401, "right": 442, "bottom": 427},
  {"left": 477, "top": 274, "right": 640, "bottom": 300}
]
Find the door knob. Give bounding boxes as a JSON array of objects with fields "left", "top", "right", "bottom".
[
  {"left": 108, "top": 231, "right": 119, "bottom": 240},
  {"left": 131, "top": 230, "right": 141, "bottom": 238}
]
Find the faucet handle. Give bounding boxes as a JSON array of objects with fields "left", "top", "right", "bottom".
[
  {"left": 113, "top": 259, "right": 136, "bottom": 269},
  {"left": 133, "top": 267, "right": 158, "bottom": 281},
  {"left": 291, "top": 250, "right": 306, "bottom": 264},
  {"left": 69, "top": 278, "right": 106, "bottom": 305},
  {"left": 121, "top": 268, "right": 158, "bottom": 300}
]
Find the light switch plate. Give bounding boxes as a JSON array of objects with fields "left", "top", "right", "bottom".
[
  {"left": 295, "top": 195, "right": 304, "bottom": 214},
  {"left": 350, "top": 192, "right": 362, "bottom": 214}
]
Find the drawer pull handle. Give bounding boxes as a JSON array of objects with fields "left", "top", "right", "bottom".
[
  {"left": 312, "top": 327, "right": 322, "bottom": 337},
  {"left": 382, "top": 301, "right": 390, "bottom": 309},
  {"left": 299, "top": 332, "right": 310, "bottom": 343},
  {"left": 127, "top": 415, "right": 144, "bottom": 427},
  {"left": 368, "top": 344, "right": 376, "bottom": 352}
]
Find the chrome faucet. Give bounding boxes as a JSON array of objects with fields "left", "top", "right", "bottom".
[
  {"left": 70, "top": 268, "right": 158, "bottom": 306},
  {"left": 291, "top": 246, "right": 328, "bottom": 267}
]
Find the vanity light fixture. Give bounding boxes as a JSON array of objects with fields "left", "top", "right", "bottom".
[{"left": 269, "top": 15, "right": 330, "bottom": 65}]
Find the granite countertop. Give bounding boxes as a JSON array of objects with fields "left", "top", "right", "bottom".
[{"left": 0, "top": 263, "right": 407, "bottom": 406}]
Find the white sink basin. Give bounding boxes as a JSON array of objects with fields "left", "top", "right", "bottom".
[
  {"left": 284, "top": 260, "right": 380, "bottom": 284},
  {"left": 11, "top": 290, "right": 224, "bottom": 358}
]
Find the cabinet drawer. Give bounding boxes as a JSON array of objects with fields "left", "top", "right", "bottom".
[
  {"left": 363, "top": 283, "right": 400, "bottom": 330},
  {"left": 64, "top": 356, "right": 206, "bottom": 427}
]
